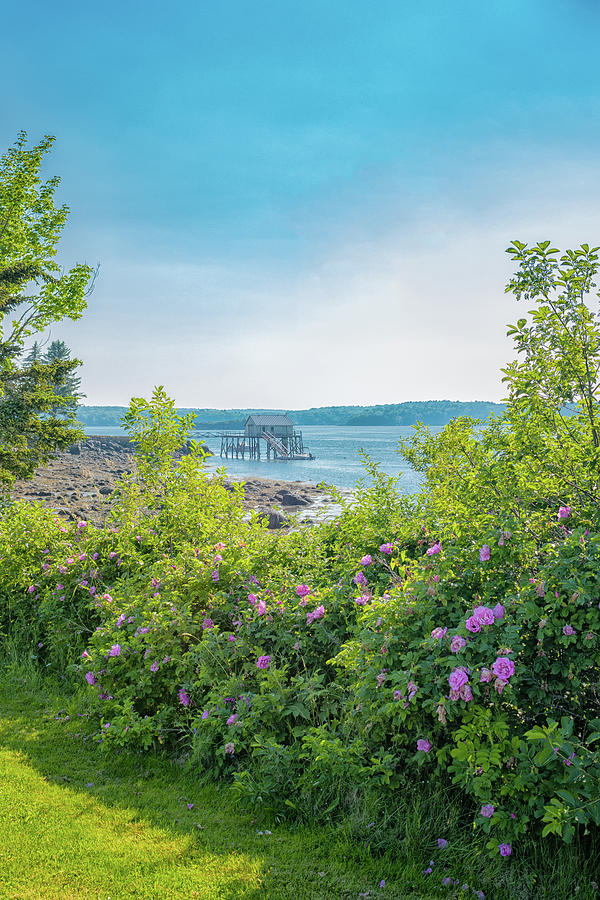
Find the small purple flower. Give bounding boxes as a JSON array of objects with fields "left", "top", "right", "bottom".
[
  {"left": 256, "top": 655, "right": 271, "bottom": 669},
  {"left": 211, "top": 569, "right": 220, "bottom": 583},
  {"left": 492, "top": 657, "right": 515, "bottom": 680},
  {"left": 354, "top": 572, "right": 368, "bottom": 587},
  {"left": 109, "top": 644, "right": 121, "bottom": 657},
  {"left": 150, "top": 660, "right": 159, "bottom": 673},
  {"left": 417, "top": 738, "right": 431, "bottom": 753},
  {"left": 431, "top": 626, "right": 447, "bottom": 640},
  {"left": 437, "top": 838, "right": 448, "bottom": 849},
  {"left": 498, "top": 843, "right": 512, "bottom": 857},
  {"left": 116, "top": 613, "right": 126, "bottom": 628},
  {"left": 473, "top": 606, "right": 495, "bottom": 625},
  {"left": 201, "top": 710, "right": 209, "bottom": 719},
  {"left": 306, "top": 604, "right": 325, "bottom": 624},
  {"left": 479, "top": 544, "right": 491, "bottom": 561},
  {"left": 448, "top": 668, "right": 469, "bottom": 691},
  {"left": 187, "top": 802, "right": 194, "bottom": 810},
  {"left": 481, "top": 804, "right": 495, "bottom": 818},
  {"left": 379, "top": 880, "right": 385, "bottom": 889},
  {"left": 466, "top": 616, "right": 481, "bottom": 633},
  {"left": 563, "top": 624, "right": 576, "bottom": 636},
  {"left": 557, "top": 506, "right": 571, "bottom": 519},
  {"left": 178, "top": 688, "right": 191, "bottom": 707},
  {"left": 379, "top": 542, "right": 393, "bottom": 554},
  {"left": 85, "top": 671, "right": 95, "bottom": 685},
  {"left": 361, "top": 554, "right": 372, "bottom": 566},
  {"left": 77, "top": 520, "right": 87, "bottom": 530},
  {"left": 224, "top": 742, "right": 235, "bottom": 755},
  {"left": 493, "top": 603, "right": 505, "bottom": 620},
  {"left": 426, "top": 542, "right": 441, "bottom": 556},
  {"left": 296, "top": 584, "right": 310, "bottom": 597},
  {"left": 450, "top": 634, "right": 466, "bottom": 653},
  {"left": 202, "top": 617, "right": 214, "bottom": 630},
  {"left": 480, "top": 667, "right": 493, "bottom": 683}
]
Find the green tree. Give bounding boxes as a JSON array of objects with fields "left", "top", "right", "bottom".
[
  {"left": 0, "top": 132, "right": 93, "bottom": 487},
  {"left": 400, "top": 241, "right": 600, "bottom": 543},
  {"left": 42, "top": 339, "right": 84, "bottom": 416}
]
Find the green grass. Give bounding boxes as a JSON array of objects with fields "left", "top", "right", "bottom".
[{"left": 0, "top": 670, "right": 598, "bottom": 900}]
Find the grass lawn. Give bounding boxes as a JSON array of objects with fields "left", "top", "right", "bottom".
[
  {"left": 0, "top": 671, "right": 598, "bottom": 900},
  {"left": 0, "top": 673, "right": 438, "bottom": 900}
]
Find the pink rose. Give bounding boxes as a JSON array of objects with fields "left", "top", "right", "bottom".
[
  {"left": 480, "top": 667, "right": 493, "bottom": 683},
  {"left": 557, "top": 506, "right": 571, "bottom": 519},
  {"left": 473, "top": 606, "right": 495, "bottom": 625},
  {"left": 450, "top": 635, "right": 466, "bottom": 653},
  {"left": 426, "top": 542, "right": 441, "bottom": 556},
  {"left": 492, "top": 656, "right": 515, "bottom": 680},
  {"left": 465, "top": 616, "right": 481, "bottom": 633},
  {"left": 493, "top": 603, "right": 505, "bottom": 620},
  {"left": 431, "top": 626, "right": 448, "bottom": 640},
  {"left": 417, "top": 738, "right": 431, "bottom": 753},
  {"left": 479, "top": 545, "right": 491, "bottom": 561},
  {"left": 448, "top": 667, "right": 469, "bottom": 691}
]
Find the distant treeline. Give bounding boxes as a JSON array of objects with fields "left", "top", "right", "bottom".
[{"left": 78, "top": 401, "right": 505, "bottom": 429}]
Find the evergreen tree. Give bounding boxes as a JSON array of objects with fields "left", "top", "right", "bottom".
[
  {"left": 42, "top": 340, "right": 85, "bottom": 416},
  {"left": 0, "top": 133, "right": 93, "bottom": 487}
]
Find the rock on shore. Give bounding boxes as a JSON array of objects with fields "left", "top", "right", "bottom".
[{"left": 10, "top": 435, "right": 342, "bottom": 528}]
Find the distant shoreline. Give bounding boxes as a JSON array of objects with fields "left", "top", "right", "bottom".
[
  {"left": 77, "top": 400, "right": 505, "bottom": 430},
  {"left": 11, "top": 435, "right": 344, "bottom": 529}
]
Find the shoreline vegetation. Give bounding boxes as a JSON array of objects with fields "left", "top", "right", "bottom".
[
  {"left": 10, "top": 435, "right": 344, "bottom": 528},
  {"left": 77, "top": 400, "right": 505, "bottom": 430}
]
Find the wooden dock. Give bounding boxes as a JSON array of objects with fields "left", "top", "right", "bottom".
[{"left": 220, "top": 430, "right": 313, "bottom": 460}]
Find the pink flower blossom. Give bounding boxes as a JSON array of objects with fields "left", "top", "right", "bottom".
[
  {"left": 417, "top": 738, "right": 431, "bottom": 753},
  {"left": 248, "top": 593, "right": 258, "bottom": 606},
  {"left": 426, "top": 542, "right": 441, "bottom": 556},
  {"left": 257, "top": 600, "right": 267, "bottom": 616},
  {"left": 355, "top": 594, "right": 369, "bottom": 606},
  {"left": 481, "top": 804, "right": 495, "bottom": 818},
  {"left": 376, "top": 672, "right": 387, "bottom": 687},
  {"left": 77, "top": 520, "right": 87, "bottom": 530},
  {"left": 306, "top": 605, "right": 325, "bottom": 624},
  {"left": 226, "top": 714, "right": 238, "bottom": 725},
  {"left": 224, "top": 742, "right": 235, "bottom": 755},
  {"left": 407, "top": 680, "right": 418, "bottom": 700},
  {"left": 296, "top": 584, "right": 310, "bottom": 597},
  {"left": 116, "top": 613, "right": 126, "bottom": 628},
  {"left": 109, "top": 644, "right": 121, "bottom": 657},
  {"left": 85, "top": 671, "right": 95, "bottom": 685},
  {"left": 361, "top": 554, "right": 372, "bottom": 566},
  {"left": 473, "top": 606, "right": 495, "bottom": 625},
  {"left": 379, "top": 542, "right": 393, "bottom": 554},
  {"left": 449, "top": 688, "right": 460, "bottom": 700},
  {"left": 465, "top": 616, "right": 481, "bottom": 633},
  {"left": 460, "top": 683, "right": 473, "bottom": 702},
  {"left": 354, "top": 572, "right": 368, "bottom": 587},
  {"left": 563, "top": 624, "right": 576, "bottom": 636},
  {"left": 448, "top": 668, "right": 469, "bottom": 691},
  {"left": 557, "top": 506, "right": 571, "bottom": 519},
  {"left": 431, "top": 627, "right": 448, "bottom": 640},
  {"left": 450, "top": 635, "right": 466, "bottom": 653},
  {"left": 480, "top": 667, "right": 493, "bottom": 683},
  {"left": 494, "top": 678, "right": 507, "bottom": 694},
  {"left": 479, "top": 544, "right": 491, "bottom": 561},
  {"left": 493, "top": 603, "right": 505, "bottom": 620},
  {"left": 256, "top": 655, "right": 271, "bottom": 669},
  {"left": 393, "top": 689, "right": 403, "bottom": 700},
  {"left": 492, "top": 657, "right": 515, "bottom": 680}
]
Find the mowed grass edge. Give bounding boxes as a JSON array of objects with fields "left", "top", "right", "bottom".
[{"left": 0, "top": 672, "right": 436, "bottom": 900}]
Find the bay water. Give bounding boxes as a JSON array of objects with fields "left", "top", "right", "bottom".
[{"left": 82, "top": 424, "right": 442, "bottom": 493}]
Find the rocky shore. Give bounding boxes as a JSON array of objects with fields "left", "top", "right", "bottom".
[{"left": 11, "top": 435, "right": 343, "bottom": 528}]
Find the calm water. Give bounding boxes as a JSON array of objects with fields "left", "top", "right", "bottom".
[{"left": 83, "top": 424, "right": 440, "bottom": 492}]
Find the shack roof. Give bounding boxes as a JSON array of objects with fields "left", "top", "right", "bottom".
[{"left": 244, "top": 414, "right": 293, "bottom": 427}]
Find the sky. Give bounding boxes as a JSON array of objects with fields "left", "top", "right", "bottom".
[{"left": 2, "top": 0, "right": 600, "bottom": 408}]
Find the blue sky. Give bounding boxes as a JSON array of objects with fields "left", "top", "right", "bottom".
[{"left": 2, "top": 0, "right": 600, "bottom": 406}]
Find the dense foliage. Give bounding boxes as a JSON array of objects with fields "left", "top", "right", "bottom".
[
  {"left": 0, "top": 133, "right": 92, "bottom": 486},
  {"left": 1, "top": 242, "right": 599, "bottom": 875}
]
